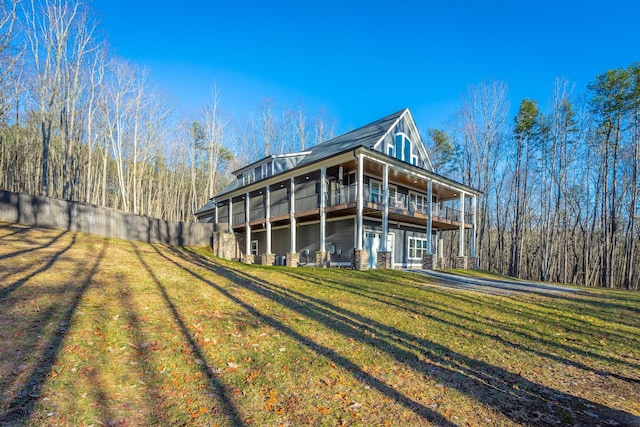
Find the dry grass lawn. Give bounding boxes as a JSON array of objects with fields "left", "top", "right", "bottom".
[{"left": 1, "top": 222, "right": 639, "bottom": 426}]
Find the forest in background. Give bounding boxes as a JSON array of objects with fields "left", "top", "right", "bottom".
[{"left": 0, "top": 0, "right": 638, "bottom": 289}]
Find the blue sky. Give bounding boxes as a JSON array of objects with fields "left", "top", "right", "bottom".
[{"left": 91, "top": 0, "right": 640, "bottom": 133}]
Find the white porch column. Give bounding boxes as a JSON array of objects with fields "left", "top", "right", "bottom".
[
  {"left": 245, "top": 192, "right": 251, "bottom": 257},
  {"left": 438, "top": 231, "right": 444, "bottom": 258},
  {"left": 356, "top": 152, "right": 364, "bottom": 250},
  {"left": 228, "top": 198, "right": 233, "bottom": 233},
  {"left": 265, "top": 186, "right": 272, "bottom": 254},
  {"left": 471, "top": 194, "right": 477, "bottom": 258},
  {"left": 381, "top": 163, "right": 389, "bottom": 251},
  {"left": 214, "top": 200, "right": 218, "bottom": 224},
  {"left": 458, "top": 192, "right": 465, "bottom": 257},
  {"left": 289, "top": 177, "right": 296, "bottom": 253},
  {"left": 426, "top": 180, "right": 433, "bottom": 255},
  {"left": 320, "top": 167, "right": 327, "bottom": 253}
]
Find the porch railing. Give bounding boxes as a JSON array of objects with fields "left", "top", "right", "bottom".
[
  {"left": 295, "top": 194, "right": 319, "bottom": 212},
  {"left": 219, "top": 186, "right": 473, "bottom": 225},
  {"left": 232, "top": 211, "right": 245, "bottom": 224},
  {"left": 327, "top": 184, "right": 358, "bottom": 206},
  {"left": 249, "top": 206, "right": 264, "bottom": 222},
  {"left": 271, "top": 201, "right": 289, "bottom": 217}
]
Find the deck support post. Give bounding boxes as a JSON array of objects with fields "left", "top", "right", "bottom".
[
  {"left": 426, "top": 180, "right": 433, "bottom": 255},
  {"left": 458, "top": 192, "right": 465, "bottom": 257},
  {"left": 471, "top": 194, "right": 477, "bottom": 258},
  {"left": 356, "top": 152, "right": 364, "bottom": 251},
  {"left": 289, "top": 177, "right": 296, "bottom": 254},
  {"left": 228, "top": 198, "right": 233, "bottom": 233},
  {"left": 265, "top": 185, "right": 271, "bottom": 255},
  {"left": 319, "top": 167, "right": 327, "bottom": 266},
  {"left": 244, "top": 192, "right": 252, "bottom": 263},
  {"left": 382, "top": 163, "right": 389, "bottom": 252}
]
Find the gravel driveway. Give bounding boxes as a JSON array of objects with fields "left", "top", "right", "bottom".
[{"left": 408, "top": 269, "right": 579, "bottom": 296}]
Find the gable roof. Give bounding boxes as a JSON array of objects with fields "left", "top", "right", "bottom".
[
  {"left": 292, "top": 108, "right": 406, "bottom": 168},
  {"left": 210, "top": 107, "right": 452, "bottom": 203},
  {"left": 212, "top": 109, "right": 409, "bottom": 198}
]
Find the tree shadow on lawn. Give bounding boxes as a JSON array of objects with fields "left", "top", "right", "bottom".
[
  {"left": 171, "top": 248, "right": 640, "bottom": 426},
  {"left": 0, "top": 223, "right": 40, "bottom": 239},
  {"left": 0, "top": 228, "right": 68, "bottom": 262},
  {"left": 518, "top": 291, "right": 640, "bottom": 330},
  {"left": 0, "top": 231, "right": 73, "bottom": 300},
  {"left": 0, "top": 239, "right": 106, "bottom": 425},
  {"left": 155, "top": 245, "right": 458, "bottom": 427},
  {"left": 282, "top": 269, "right": 640, "bottom": 369},
  {"left": 87, "top": 269, "right": 169, "bottom": 425},
  {"left": 278, "top": 268, "right": 640, "bottom": 387},
  {"left": 131, "top": 244, "right": 244, "bottom": 426}
]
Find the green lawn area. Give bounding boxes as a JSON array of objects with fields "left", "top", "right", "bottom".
[{"left": 1, "top": 222, "right": 639, "bottom": 426}]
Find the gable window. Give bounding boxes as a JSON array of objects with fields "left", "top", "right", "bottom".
[
  {"left": 387, "top": 143, "right": 395, "bottom": 157},
  {"left": 393, "top": 133, "right": 413, "bottom": 164},
  {"left": 394, "top": 135, "right": 403, "bottom": 160}
]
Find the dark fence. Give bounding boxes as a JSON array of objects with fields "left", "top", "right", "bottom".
[{"left": 0, "top": 190, "right": 214, "bottom": 246}]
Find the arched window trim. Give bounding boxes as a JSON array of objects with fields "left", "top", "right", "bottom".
[{"left": 389, "top": 132, "right": 415, "bottom": 164}]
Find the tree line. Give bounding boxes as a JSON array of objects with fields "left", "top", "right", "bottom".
[
  {"left": 429, "top": 70, "right": 639, "bottom": 290},
  {"left": 0, "top": 0, "right": 335, "bottom": 222},
  {"left": 1, "top": 0, "right": 638, "bottom": 289}
]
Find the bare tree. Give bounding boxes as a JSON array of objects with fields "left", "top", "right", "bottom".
[
  {"left": 203, "top": 85, "right": 232, "bottom": 198},
  {"left": 454, "top": 80, "right": 510, "bottom": 271},
  {"left": 23, "top": 0, "right": 94, "bottom": 197}
]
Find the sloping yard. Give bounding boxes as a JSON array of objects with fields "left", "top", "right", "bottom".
[{"left": 1, "top": 222, "right": 639, "bottom": 426}]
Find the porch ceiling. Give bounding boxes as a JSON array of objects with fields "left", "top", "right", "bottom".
[{"left": 364, "top": 160, "right": 463, "bottom": 201}]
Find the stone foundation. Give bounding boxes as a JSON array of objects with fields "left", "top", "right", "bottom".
[
  {"left": 422, "top": 254, "right": 437, "bottom": 270},
  {"left": 242, "top": 254, "right": 255, "bottom": 264},
  {"left": 377, "top": 251, "right": 392, "bottom": 269},
  {"left": 353, "top": 249, "right": 369, "bottom": 271},
  {"left": 212, "top": 232, "right": 241, "bottom": 260},
  {"left": 454, "top": 256, "right": 468, "bottom": 269},
  {"left": 468, "top": 257, "right": 480, "bottom": 270},
  {"left": 315, "top": 251, "right": 328, "bottom": 268},
  {"left": 261, "top": 253, "right": 275, "bottom": 266},
  {"left": 286, "top": 252, "right": 299, "bottom": 267},
  {"left": 437, "top": 257, "right": 446, "bottom": 269}
]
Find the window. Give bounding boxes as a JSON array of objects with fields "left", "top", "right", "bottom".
[
  {"left": 242, "top": 171, "right": 255, "bottom": 186},
  {"left": 394, "top": 135, "right": 403, "bottom": 160},
  {"left": 251, "top": 240, "right": 258, "bottom": 256},
  {"left": 408, "top": 237, "right": 429, "bottom": 260},
  {"left": 387, "top": 144, "right": 395, "bottom": 157},
  {"left": 261, "top": 163, "right": 270, "bottom": 179},
  {"left": 370, "top": 180, "right": 382, "bottom": 203},
  {"left": 392, "top": 133, "right": 414, "bottom": 164},
  {"left": 389, "top": 186, "right": 397, "bottom": 206},
  {"left": 409, "top": 192, "right": 428, "bottom": 214}
]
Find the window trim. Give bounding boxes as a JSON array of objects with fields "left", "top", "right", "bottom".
[
  {"left": 243, "top": 171, "right": 255, "bottom": 186},
  {"left": 408, "top": 236, "right": 428, "bottom": 260},
  {"left": 409, "top": 191, "right": 428, "bottom": 214}
]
